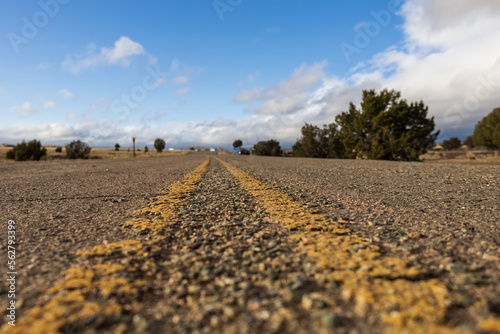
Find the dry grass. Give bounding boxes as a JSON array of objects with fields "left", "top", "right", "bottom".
[
  {"left": 421, "top": 149, "right": 500, "bottom": 165},
  {"left": 0, "top": 146, "right": 189, "bottom": 163},
  {"left": 3, "top": 145, "right": 499, "bottom": 165}
]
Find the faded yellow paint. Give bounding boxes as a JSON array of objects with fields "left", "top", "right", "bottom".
[
  {"left": 479, "top": 318, "right": 500, "bottom": 333},
  {"left": 76, "top": 238, "right": 164, "bottom": 258},
  {"left": 77, "top": 239, "right": 143, "bottom": 256},
  {"left": 4, "top": 289, "right": 122, "bottom": 334},
  {"left": 217, "top": 158, "right": 477, "bottom": 333},
  {"left": 125, "top": 158, "right": 210, "bottom": 232},
  {"left": 0, "top": 158, "right": 209, "bottom": 334}
]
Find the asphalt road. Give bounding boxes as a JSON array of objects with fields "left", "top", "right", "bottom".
[{"left": 0, "top": 155, "right": 499, "bottom": 333}]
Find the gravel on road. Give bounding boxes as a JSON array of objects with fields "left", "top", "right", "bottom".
[
  {"left": 0, "top": 155, "right": 206, "bottom": 329},
  {"left": 0, "top": 155, "right": 499, "bottom": 333},
  {"left": 223, "top": 155, "right": 500, "bottom": 332}
]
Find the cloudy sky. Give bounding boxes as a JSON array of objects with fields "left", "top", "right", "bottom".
[{"left": 1, "top": 0, "right": 499, "bottom": 149}]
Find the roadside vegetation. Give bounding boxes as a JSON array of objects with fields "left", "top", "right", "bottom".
[
  {"left": 66, "top": 140, "right": 92, "bottom": 159},
  {"left": 442, "top": 137, "right": 462, "bottom": 150},
  {"left": 6, "top": 139, "right": 47, "bottom": 161},
  {"left": 154, "top": 138, "right": 166, "bottom": 153},
  {"left": 253, "top": 139, "right": 282, "bottom": 156},
  {"left": 293, "top": 89, "right": 439, "bottom": 161},
  {"left": 467, "top": 107, "right": 500, "bottom": 149},
  {"left": 232, "top": 139, "right": 243, "bottom": 149}
]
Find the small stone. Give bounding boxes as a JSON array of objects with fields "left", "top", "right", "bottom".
[
  {"left": 291, "top": 277, "right": 304, "bottom": 290},
  {"left": 321, "top": 314, "right": 337, "bottom": 327},
  {"left": 223, "top": 306, "right": 236, "bottom": 317},
  {"left": 302, "top": 295, "right": 314, "bottom": 310},
  {"left": 446, "top": 263, "right": 467, "bottom": 273}
]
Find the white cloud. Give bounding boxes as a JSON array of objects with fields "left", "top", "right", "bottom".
[
  {"left": 64, "top": 112, "right": 94, "bottom": 122},
  {"left": 253, "top": 95, "right": 310, "bottom": 115},
  {"left": 172, "top": 76, "right": 189, "bottom": 85},
  {"left": 58, "top": 89, "right": 75, "bottom": 99},
  {"left": 62, "top": 36, "right": 149, "bottom": 74},
  {"left": 263, "top": 61, "right": 326, "bottom": 98},
  {"left": 11, "top": 102, "right": 38, "bottom": 116},
  {"left": 420, "top": 0, "right": 500, "bottom": 30},
  {"left": 154, "top": 77, "right": 167, "bottom": 86},
  {"left": 66, "top": 112, "right": 77, "bottom": 120},
  {"left": 0, "top": 111, "right": 306, "bottom": 148},
  {"left": 233, "top": 0, "right": 500, "bottom": 138},
  {"left": 234, "top": 61, "right": 327, "bottom": 114},
  {"left": 169, "top": 58, "right": 203, "bottom": 75},
  {"left": 400, "top": 0, "right": 500, "bottom": 50},
  {"left": 42, "top": 101, "right": 56, "bottom": 109},
  {"left": 165, "top": 59, "right": 203, "bottom": 94},
  {"left": 233, "top": 87, "right": 264, "bottom": 102},
  {"left": 247, "top": 70, "right": 261, "bottom": 82},
  {"left": 4, "top": 0, "right": 499, "bottom": 147},
  {"left": 354, "top": 21, "right": 368, "bottom": 30},
  {"left": 176, "top": 87, "right": 191, "bottom": 95},
  {"left": 141, "top": 108, "right": 167, "bottom": 123},
  {"left": 102, "top": 36, "right": 144, "bottom": 65},
  {"left": 373, "top": 0, "right": 500, "bottom": 135}
]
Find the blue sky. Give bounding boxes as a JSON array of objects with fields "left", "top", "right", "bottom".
[{"left": 1, "top": 0, "right": 500, "bottom": 149}]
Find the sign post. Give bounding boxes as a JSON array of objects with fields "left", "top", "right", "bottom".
[{"left": 133, "top": 137, "right": 136, "bottom": 158}]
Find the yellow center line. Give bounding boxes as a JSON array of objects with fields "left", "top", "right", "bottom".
[
  {"left": 124, "top": 157, "right": 210, "bottom": 233},
  {"left": 1, "top": 158, "right": 209, "bottom": 334},
  {"left": 217, "top": 158, "right": 477, "bottom": 334}
]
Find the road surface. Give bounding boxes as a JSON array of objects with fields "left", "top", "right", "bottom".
[{"left": 1, "top": 155, "right": 499, "bottom": 333}]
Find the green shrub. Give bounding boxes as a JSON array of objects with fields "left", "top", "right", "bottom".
[
  {"left": 253, "top": 139, "right": 282, "bottom": 156},
  {"left": 335, "top": 89, "right": 438, "bottom": 161},
  {"left": 144, "top": 145, "right": 149, "bottom": 153},
  {"left": 115, "top": 143, "right": 120, "bottom": 151},
  {"left": 6, "top": 139, "right": 47, "bottom": 161},
  {"left": 293, "top": 123, "right": 344, "bottom": 158},
  {"left": 463, "top": 136, "right": 474, "bottom": 148},
  {"left": 154, "top": 138, "right": 166, "bottom": 153},
  {"left": 65, "top": 140, "right": 91, "bottom": 159},
  {"left": 442, "top": 137, "right": 462, "bottom": 150},
  {"left": 294, "top": 89, "right": 439, "bottom": 161},
  {"left": 55, "top": 146, "right": 62, "bottom": 153},
  {"left": 472, "top": 108, "right": 500, "bottom": 149},
  {"left": 233, "top": 139, "right": 243, "bottom": 149}
]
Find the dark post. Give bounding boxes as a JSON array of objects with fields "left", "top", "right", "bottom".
[{"left": 133, "top": 137, "right": 136, "bottom": 158}]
